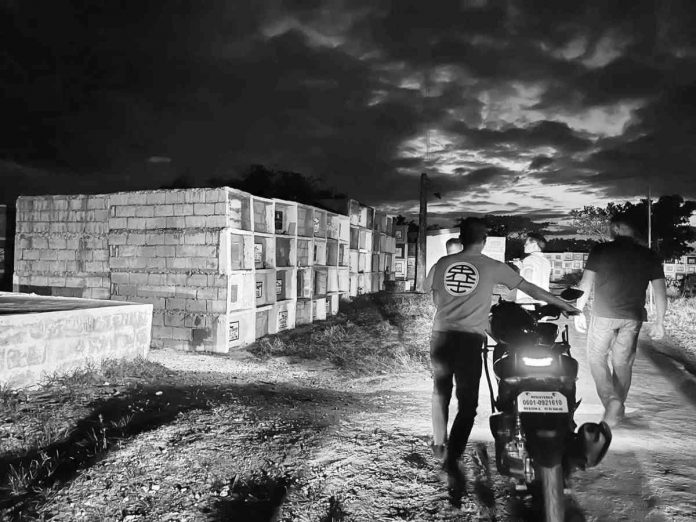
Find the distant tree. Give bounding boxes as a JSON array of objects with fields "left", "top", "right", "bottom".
[
  {"left": 615, "top": 195, "right": 696, "bottom": 259},
  {"left": 569, "top": 206, "right": 613, "bottom": 241},
  {"left": 454, "top": 214, "right": 550, "bottom": 261},
  {"left": 453, "top": 214, "right": 550, "bottom": 239},
  {"left": 482, "top": 215, "right": 510, "bottom": 237},
  {"left": 571, "top": 195, "right": 696, "bottom": 259},
  {"left": 394, "top": 214, "right": 418, "bottom": 234},
  {"left": 545, "top": 238, "right": 599, "bottom": 252},
  {"left": 207, "top": 164, "right": 346, "bottom": 207},
  {"left": 160, "top": 175, "right": 193, "bottom": 189}
]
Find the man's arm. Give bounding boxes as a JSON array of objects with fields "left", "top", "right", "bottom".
[
  {"left": 572, "top": 270, "right": 596, "bottom": 333},
  {"left": 423, "top": 265, "right": 436, "bottom": 293},
  {"left": 575, "top": 270, "right": 596, "bottom": 312},
  {"left": 517, "top": 280, "right": 579, "bottom": 314},
  {"left": 650, "top": 278, "right": 667, "bottom": 340}
]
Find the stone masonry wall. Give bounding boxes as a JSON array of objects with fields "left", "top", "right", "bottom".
[
  {"left": 0, "top": 296, "right": 152, "bottom": 388},
  {"left": 14, "top": 194, "right": 110, "bottom": 299},
  {"left": 107, "top": 189, "right": 229, "bottom": 352},
  {"left": 13, "top": 189, "right": 232, "bottom": 352},
  {"left": 13, "top": 188, "right": 394, "bottom": 354}
]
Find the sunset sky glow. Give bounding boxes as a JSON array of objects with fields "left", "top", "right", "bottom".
[{"left": 1, "top": 1, "right": 696, "bottom": 227}]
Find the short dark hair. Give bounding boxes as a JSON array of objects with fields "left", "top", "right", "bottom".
[
  {"left": 459, "top": 217, "right": 488, "bottom": 248},
  {"left": 610, "top": 213, "right": 645, "bottom": 236},
  {"left": 526, "top": 232, "right": 547, "bottom": 250}
]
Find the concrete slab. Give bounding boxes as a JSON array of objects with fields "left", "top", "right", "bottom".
[{"left": 0, "top": 292, "right": 153, "bottom": 389}]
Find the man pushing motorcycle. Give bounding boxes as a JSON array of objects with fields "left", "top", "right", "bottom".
[{"left": 423, "top": 218, "right": 579, "bottom": 501}]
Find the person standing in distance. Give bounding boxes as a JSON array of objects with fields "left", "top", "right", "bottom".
[
  {"left": 445, "top": 236, "right": 463, "bottom": 255},
  {"left": 424, "top": 218, "right": 579, "bottom": 500},
  {"left": 574, "top": 214, "right": 667, "bottom": 427},
  {"left": 515, "top": 233, "right": 552, "bottom": 308}
]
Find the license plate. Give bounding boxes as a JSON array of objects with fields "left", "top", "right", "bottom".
[{"left": 517, "top": 391, "right": 568, "bottom": 413}]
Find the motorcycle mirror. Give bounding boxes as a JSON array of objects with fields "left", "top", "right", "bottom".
[{"left": 560, "top": 287, "right": 584, "bottom": 301}]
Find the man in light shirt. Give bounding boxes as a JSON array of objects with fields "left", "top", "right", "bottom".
[{"left": 515, "top": 233, "right": 552, "bottom": 308}]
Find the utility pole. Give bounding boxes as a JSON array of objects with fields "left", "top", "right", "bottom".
[
  {"left": 416, "top": 65, "right": 431, "bottom": 293},
  {"left": 415, "top": 172, "right": 427, "bottom": 292},
  {"left": 647, "top": 185, "right": 654, "bottom": 313},
  {"left": 648, "top": 185, "right": 652, "bottom": 250}
]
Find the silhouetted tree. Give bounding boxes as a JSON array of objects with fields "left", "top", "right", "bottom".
[
  {"left": 454, "top": 214, "right": 551, "bottom": 260},
  {"left": 160, "top": 175, "right": 193, "bottom": 189},
  {"left": 571, "top": 195, "right": 696, "bottom": 259},
  {"left": 545, "top": 238, "right": 599, "bottom": 252},
  {"left": 208, "top": 165, "right": 345, "bottom": 207},
  {"left": 454, "top": 215, "right": 550, "bottom": 239},
  {"left": 394, "top": 214, "right": 418, "bottom": 234}
]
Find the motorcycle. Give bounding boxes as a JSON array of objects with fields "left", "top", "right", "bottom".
[{"left": 483, "top": 289, "right": 612, "bottom": 522}]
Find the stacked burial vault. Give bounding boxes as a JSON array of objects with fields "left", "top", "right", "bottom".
[{"left": 13, "top": 187, "right": 396, "bottom": 353}]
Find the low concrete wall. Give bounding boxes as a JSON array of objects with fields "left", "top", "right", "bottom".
[{"left": 0, "top": 293, "right": 152, "bottom": 389}]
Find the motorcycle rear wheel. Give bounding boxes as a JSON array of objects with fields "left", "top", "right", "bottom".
[{"left": 540, "top": 463, "right": 564, "bottom": 522}]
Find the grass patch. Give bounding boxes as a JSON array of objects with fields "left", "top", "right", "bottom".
[
  {"left": 39, "top": 356, "right": 174, "bottom": 390},
  {"left": 248, "top": 293, "right": 434, "bottom": 374},
  {"left": 663, "top": 297, "right": 696, "bottom": 359},
  {"left": 1, "top": 384, "right": 26, "bottom": 415},
  {"left": 0, "top": 356, "right": 180, "bottom": 507},
  {"left": 645, "top": 296, "right": 696, "bottom": 374}
]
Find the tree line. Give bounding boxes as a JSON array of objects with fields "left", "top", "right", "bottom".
[
  {"left": 165, "top": 166, "right": 695, "bottom": 261},
  {"left": 162, "top": 164, "right": 347, "bottom": 208},
  {"left": 569, "top": 195, "right": 696, "bottom": 260},
  {"left": 410, "top": 195, "right": 696, "bottom": 261},
  {"left": 474, "top": 195, "right": 695, "bottom": 261}
]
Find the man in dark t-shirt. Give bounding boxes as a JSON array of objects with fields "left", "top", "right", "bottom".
[{"left": 574, "top": 214, "right": 667, "bottom": 427}]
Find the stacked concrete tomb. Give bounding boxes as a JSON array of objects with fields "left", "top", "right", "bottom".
[{"left": 14, "top": 188, "right": 394, "bottom": 353}]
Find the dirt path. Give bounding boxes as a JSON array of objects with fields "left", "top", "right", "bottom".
[
  {"left": 3, "top": 298, "right": 696, "bottom": 521},
  {"left": 2, "top": 347, "right": 542, "bottom": 521}
]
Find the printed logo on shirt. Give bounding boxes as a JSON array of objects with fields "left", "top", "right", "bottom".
[{"left": 444, "top": 262, "right": 479, "bottom": 295}]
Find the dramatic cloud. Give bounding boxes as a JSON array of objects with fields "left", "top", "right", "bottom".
[{"left": 1, "top": 0, "right": 695, "bottom": 225}]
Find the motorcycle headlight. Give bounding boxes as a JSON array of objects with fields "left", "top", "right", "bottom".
[{"left": 522, "top": 356, "right": 553, "bottom": 367}]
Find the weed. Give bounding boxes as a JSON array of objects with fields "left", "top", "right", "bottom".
[
  {"left": 101, "top": 357, "right": 173, "bottom": 382},
  {"left": 110, "top": 413, "right": 135, "bottom": 431},
  {"left": 0, "top": 383, "right": 24, "bottom": 413},
  {"left": 35, "top": 417, "right": 63, "bottom": 448},
  {"left": 7, "top": 462, "right": 31, "bottom": 494},
  {"left": 40, "top": 361, "right": 102, "bottom": 389},
  {"left": 254, "top": 337, "right": 291, "bottom": 358},
  {"left": 246, "top": 294, "right": 432, "bottom": 374},
  {"left": 6, "top": 448, "right": 60, "bottom": 495},
  {"left": 660, "top": 297, "right": 696, "bottom": 360},
  {"left": 38, "top": 357, "right": 174, "bottom": 393}
]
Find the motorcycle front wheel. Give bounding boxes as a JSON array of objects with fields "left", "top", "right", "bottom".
[{"left": 540, "top": 463, "right": 564, "bottom": 522}]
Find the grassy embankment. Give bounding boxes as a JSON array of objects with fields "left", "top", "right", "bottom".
[{"left": 248, "top": 293, "right": 435, "bottom": 374}]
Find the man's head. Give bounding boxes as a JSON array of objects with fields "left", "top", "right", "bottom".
[
  {"left": 446, "top": 237, "right": 463, "bottom": 254},
  {"left": 459, "top": 217, "right": 488, "bottom": 252},
  {"left": 609, "top": 214, "right": 641, "bottom": 239},
  {"left": 524, "top": 232, "right": 547, "bottom": 254}
]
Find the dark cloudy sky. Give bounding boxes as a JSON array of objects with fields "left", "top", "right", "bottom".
[{"left": 2, "top": 0, "right": 696, "bottom": 224}]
